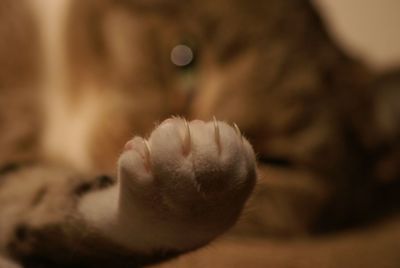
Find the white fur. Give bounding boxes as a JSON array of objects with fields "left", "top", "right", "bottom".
[
  {"left": 79, "top": 118, "right": 256, "bottom": 252},
  {"left": 29, "top": 0, "right": 103, "bottom": 171}
]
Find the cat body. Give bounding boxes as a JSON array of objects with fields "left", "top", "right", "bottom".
[
  {"left": 0, "top": 1, "right": 258, "bottom": 266},
  {"left": 0, "top": 0, "right": 399, "bottom": 267}
]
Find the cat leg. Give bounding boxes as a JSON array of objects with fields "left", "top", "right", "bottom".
[
  {"left": 5, "top": 118, "right": 256, "bottom": 266},
  {"left": 79, "top": 118, "right": 256, "bottom": 253}
]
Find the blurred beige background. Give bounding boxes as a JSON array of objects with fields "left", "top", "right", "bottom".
[{"left": 314, "top": 0, "right": 400, "bottom": 70}]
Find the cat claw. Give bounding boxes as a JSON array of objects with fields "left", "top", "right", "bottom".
[
  {"left": 143, "top": 139, "right": 151, "bottom": 171},
  {"left": 182, "top": 119, "right": 191, "bottom": 156},
  {"left": 233, "top": 123, "right": 243, "bottom": 143},
  {"left": 213, "top": 116, "right": 221, "bottom": 154}
]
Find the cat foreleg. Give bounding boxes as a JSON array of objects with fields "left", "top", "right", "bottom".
[
  {"left": 79, "top": 118, "right": 256, "bottom": 253},
  {"left": 6, "top": 118, "right": 256, "bottom": 266}
]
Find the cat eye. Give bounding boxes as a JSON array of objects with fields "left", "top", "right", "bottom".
[{"left": 170, "top": 44, "right": 195, "bottom": 68}]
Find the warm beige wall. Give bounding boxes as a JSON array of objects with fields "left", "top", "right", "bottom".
[{"left": 314, "top": 0, "right": 400, "bottom": 70}]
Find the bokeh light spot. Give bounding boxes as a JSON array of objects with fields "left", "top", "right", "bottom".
[{"left": 170, "top": 44, "right": 194, "bottom": 67}]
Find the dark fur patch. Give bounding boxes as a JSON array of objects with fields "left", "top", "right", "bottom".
[
  {"left": 74, "top": 175, "right": 115, "bottom": 197},
  {"left": 15, "top": 225, "right": 29, "bottom": 242},
  {"left": 32, "top": 187, "right": 47, "bottom": 207},
  {"left": 74, "top": 182, "right": 93, "bottom": 196},
  {"left": 0, "top": 162, "right": 21, "bottom": 175},
  {"left": 9, "top": 223, "right": 183, "bottom": 268},
  {"left": 94, "top": 175, "right": 115, "bottom": 189},
  {"left": 8, "top": 224, "right": 35, "bottom": 259}
]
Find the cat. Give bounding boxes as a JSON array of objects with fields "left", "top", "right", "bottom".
[
  {"left": 0, "top": 1, "right": 258, "bottom": 267},
  {"left": 0, "top": 0, "right": 399, "bottom": 267}
]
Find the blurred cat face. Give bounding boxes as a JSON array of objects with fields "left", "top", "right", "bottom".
[{"left": 67, "top": 0, "right": 329, "bottom": 163}]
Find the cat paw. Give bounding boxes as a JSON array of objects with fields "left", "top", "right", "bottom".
[{"left": 117, "top": 118, "right": 256, "bottom": 250}]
